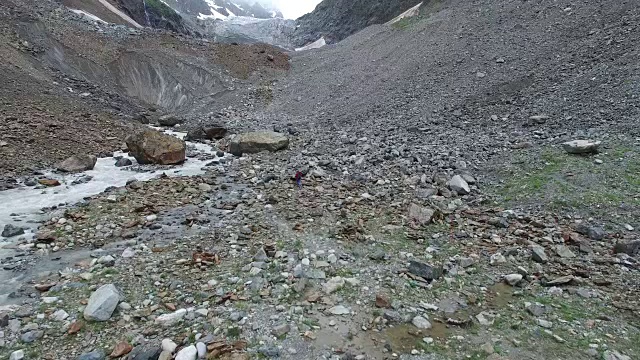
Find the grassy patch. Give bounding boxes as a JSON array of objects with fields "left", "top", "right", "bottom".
[{"left": 492, "top": 143, "right": 640, "bottom": 218}]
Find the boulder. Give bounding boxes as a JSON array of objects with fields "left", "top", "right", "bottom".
[
  {"left": 229, "top": 131, "right": 289, "bottom": 156},
  {"left": 125, "top": 129, "right": 186, "bottom": 165},
  {"left": 408, "top": 260, "right": 443, "bottom": 281},
  {"left": 504, "top": 274, "right": 523, "bottom": 286},
  {"left": 185, "top": 125, "right": 228, "bottom": 141},
  {"left": 562, "top": 140, "right": 601, "bottom": 154},
  {"left": 408, "top": 203, "right": 435, "bottom": 228},
  {"left": 38, "top": 179, "right": 60, "bottom": 187},
  {"left": 204, "top": 125, "right": 228, "bottom": 140},
  {"left": 56, "top": 155, "right": 97, "bottom": 172},
  {"left": 175, "top": 345, "right": 197, "bottom": 360},
  {"left": 83, "top": 284, "right": 121, "bottom": 321},
  {"left": 412, "top": 315, "right": 432, "bottom": 329},
  {"left": 115, "top": 158, "right": 133, "bottom": 167},
  {"left": 448, "top": 175, "right": 470, "bottom": 195},
  {"left": 158, "top": 114, "right": 182, "bottom": 127},
  {"left": 2, "top": 224, "right": 24, "bottom": 238}
]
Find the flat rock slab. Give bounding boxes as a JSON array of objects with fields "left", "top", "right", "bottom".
[
  {"left": 408, "top": 260, "right": 443, "bottom": 281},
  {"left": 230, "top": 131, "right": 289, "bottom": 156},
  {"left": 562, "top": 140, "right": 601, "bottom": 154}
]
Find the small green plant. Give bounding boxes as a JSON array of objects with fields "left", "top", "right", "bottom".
[{"left": 226, "top": 327, "right": 241, "bottom": 339}]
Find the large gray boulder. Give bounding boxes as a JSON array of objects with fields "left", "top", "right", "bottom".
[
  {"left": 157, "top": 114, "right": 182, "bottom": 127},
  {"left": 56, "top": 155, "right": 97, "bottom": 172},
  {"left": 125, "top": 129, "right": 186, "bottom": 165},
  {"left": 229, "top": 131, "right": 289, "bottom": 156},
  {"left": 83, "top": 284, "right": 121, "bottom": 321}
]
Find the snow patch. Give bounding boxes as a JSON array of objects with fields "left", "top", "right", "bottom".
[
  {"left": 387, "top": 2, "right": 423, "bottom": 25},
  {"left": 295, "top": 37, "right": 326, "bottom": 52},
  {"left": 198, "top": 11, "right": 226, "bottom": 20},
  {"left": 96, "top": 0, "right": 143, "bottom": 28},
  {"left": 69, "top": 9, "right": 107, "bottom": 23}
]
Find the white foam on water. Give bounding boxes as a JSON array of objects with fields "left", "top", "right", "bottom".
[{"left": 0, "top": 131, "right": 222, "bottom": 238}]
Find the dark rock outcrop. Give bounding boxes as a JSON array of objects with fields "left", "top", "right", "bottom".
[{"left": 293, "top": 0, "right": 422, "bottom": 46}]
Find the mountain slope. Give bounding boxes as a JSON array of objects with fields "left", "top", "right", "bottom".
[{"left": 293, "top": 0, "right": 422, "bottom": 46}]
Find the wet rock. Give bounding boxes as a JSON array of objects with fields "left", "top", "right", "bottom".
[
  {"left": 412, "top": 315, "right": 431, "bottom": 329},
  {"left": 125, "top": 129, "right": 186, "bottom": 165},
  {"left": 204, "top": 125, "right": 228, "bottom": 140},
  {"left": 115, "top": 158, "right": 133, "bottom": 167},
  {"left": 71, "top": 175, "right": 93, "bottom": 185},
  {"left": 158, "top": 114, "right": 182, "bottom": 127},
  {"left": 83, "top": 284, "right": 121, "bottom": 321},
  {"left": 562, "top": 140, "right": 601, "bottom": 154},
  {"left": 38, "top": 179, "right": 60, "bottom": 187},
  {"left": 229, "top": 131, "right": 289, "bottom": 156},
  {"left": 531, "top": 246, "right": 548, "bottom": 263},
  {"left": 185, "top": 125, "right": 227, "bottom": 141},
  {"left": 77, "top": 350, "right": 105, "bottom": 360},
  {"left": 175, "top": 345, "right": 197, "bottom": 360},
  {"left": 408, "top": 260, "right": 443, "bottom": 281},
  {"left": 0, "top": 312, "right": 9, "bottom": 327},
  {"left": 56, "top": 154, "right": 97, "bottom": 172},
  {"left": 2, "top": 224, "right": 24, "bottom": 238},
  {"left": 408, "top": 203, "right": 435, "bottom": 228},
  {"left": 448, "top": 175, "right": 470, "bottom": 195}
]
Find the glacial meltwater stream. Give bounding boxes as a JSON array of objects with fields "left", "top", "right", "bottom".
[{"left": 0, "top": 130, "right": 225, "bottom": 304}]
